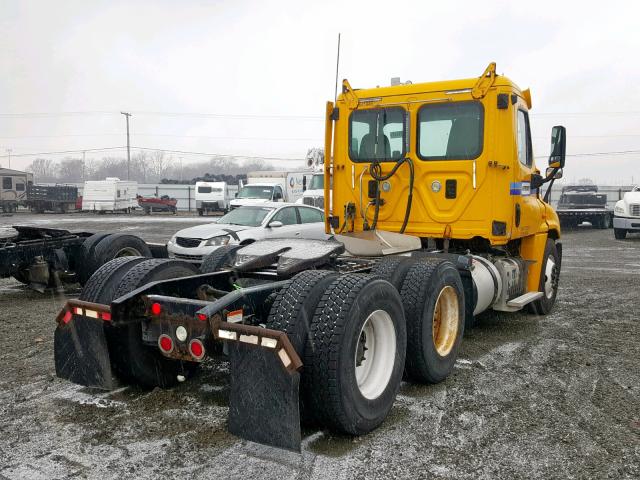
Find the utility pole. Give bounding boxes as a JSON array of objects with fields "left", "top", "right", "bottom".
[
  {"left": 6, "top": 149, "right": 12, "bottom": 169},
  {"left": 120, "top": 112, "right": 132, "bottom": 180},
  {"left": 179, "top": 156, "right": 183, "bottom": 181},
  {"left": 82, "top": 150, "right": 86, "bottom": 181}
]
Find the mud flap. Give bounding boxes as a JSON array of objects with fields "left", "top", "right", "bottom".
[
  {"left": 54, "top": 316, "right": 116, "bottom": 390},
  {"left": 227, "top": 342, "right": 301, "bottom": 452}
]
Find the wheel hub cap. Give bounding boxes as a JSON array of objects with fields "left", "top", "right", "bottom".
[
  {"left": 432, "top": 286, "right": 459, "bottom": 357},
  {"left": 354, "top": 309, "right": 396, "bottom": 400}
]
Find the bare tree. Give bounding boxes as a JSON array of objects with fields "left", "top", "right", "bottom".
[
  {"left": 27, "top": 158, "right": 56, "bottom": 182},
  {"left": 57, "top": 157, "right": 84, "bottom": 183}
]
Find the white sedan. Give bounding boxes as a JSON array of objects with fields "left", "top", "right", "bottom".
[{"left": 167, "top": 203, "right": 328, "bottom": 262}]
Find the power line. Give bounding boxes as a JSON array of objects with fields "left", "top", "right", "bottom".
[
  {"left": 0, "top": 132, "right": 321, "bottom": 141},
  {"left": 132, "top": 146, "right": 303, "bottom": 162},
  {"left": 0, "top": 110, "right": 324, "bottom": 121},
  {"left": 3, "top": 145, "right": 639, "bottom": 161},
  {"left": 0, "top": 147, "right": 126, "bottom": 158}
]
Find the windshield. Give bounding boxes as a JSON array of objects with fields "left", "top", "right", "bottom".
[
  {"left": 349, "top": 107, "right": 406, "bottom": 162},
  {"left": 237, "top": 185, "right": 274, "bottom": 199},
  {"left": 309, "top": 174, "right": 324, "bottom": 190},
  {"left": 217, "top": 206, "right": 273, "bottom": 227}
]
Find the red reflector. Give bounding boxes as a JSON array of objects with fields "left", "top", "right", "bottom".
[
  {"left": 101, "top": 312, "right": 111, "bottom": 321},
  {"left": 158, "top": 335, "right": 173, "bottom": 353},
  {"left": 151, "top": 303, "right": 162, "bottom": 315},
  {"left": 62, "top": 310, "right": 72, "bottom": 324},
  {"left": 189, "top": 339, "right": 204, "bottom": 359},
  {"left": 197, "top": 313, "right": 207, "bottom": 321}
]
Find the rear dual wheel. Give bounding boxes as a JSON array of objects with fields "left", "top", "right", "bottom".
[
  {"left": 400, "top": 259, "right": 465, "bottom": 383},
  {"left": 81, "top": 258, "right": 200, "bottom": 388}
]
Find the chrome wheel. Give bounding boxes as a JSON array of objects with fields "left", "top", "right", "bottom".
[
  {"left": 544, "top": 255, "right": 558, "bottom": 299},
  {"left": 354, "top": 309, "right": 396, "bottom": 400}
]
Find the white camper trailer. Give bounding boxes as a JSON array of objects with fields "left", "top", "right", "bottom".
[
  {"left": 195, "top": 181, "right": 229, "bottom": 215},
  {"left": 82, "top": 178, "right": 138, "bottom": 213}
]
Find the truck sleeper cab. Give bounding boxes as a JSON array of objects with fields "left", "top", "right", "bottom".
[{"left": 54, "top": 63, "right": 566, "bottom": 452}]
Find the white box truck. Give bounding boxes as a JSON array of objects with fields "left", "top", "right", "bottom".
[
  {"left": 229, "top": 171, "right": 311, "bottom": 209},
  {"left": 82, "top": 178, "right": 138, "bottom": 213},
  {"left": 195, "top": 181, "right": 229, "bottom": 215}
]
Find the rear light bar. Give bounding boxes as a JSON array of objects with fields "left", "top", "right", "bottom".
[{"left": 56, "top": 299, "right": 112, "bottom": 326}]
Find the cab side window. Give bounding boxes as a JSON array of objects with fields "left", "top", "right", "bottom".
[
  {"left": 273, "top": 186, "right": 283, "bottom": 200},
  {"left": 517, "top": 110, "right": 533, "bottom": 167}
]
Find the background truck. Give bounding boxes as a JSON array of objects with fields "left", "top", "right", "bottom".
[
  {"left": 54, "top": 63, "right": 566, "bottom": 452},
  {"left": 0, "top": 168, "right": 32, "bottom": 213},
  {"left": 0, "top": 226, "right": 165, "bottom": 292},
  {"left": 82, "top": 178, "right": 138, "bottom": 213},
  {"left": 26, "top": 184, "right": 78, "bottom": 213},
  {"left": 195, "top": 181, "right": 229, "bottom": 215},
  {"left": 556, "top": 184, "right": 612, "bottom": 228},
  {"left": 229, "top": 170, "right": 311, "bottom": 209},
  {"left": 613, "top": 185, "right": 640, "bottom": 239}
]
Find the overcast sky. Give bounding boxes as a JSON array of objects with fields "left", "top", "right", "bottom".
[{"left": 1, "top": 0, "right": 639, "bottom": 183}]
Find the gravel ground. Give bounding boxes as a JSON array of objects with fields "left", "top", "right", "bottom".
[{"left": 0, "top": 213, "right": 639, "bottom": 479}]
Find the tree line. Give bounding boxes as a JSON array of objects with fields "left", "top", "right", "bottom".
[{"left": 26, "top": 151, "right": 280, "bottom": 185}]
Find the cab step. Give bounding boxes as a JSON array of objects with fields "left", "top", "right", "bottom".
[{"left": 506, "top": 291, "right": 544, "bottom": 308}]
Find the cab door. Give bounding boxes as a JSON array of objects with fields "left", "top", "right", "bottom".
[{"left": 512, "top": 107, "right": 543, "bottom": 238}]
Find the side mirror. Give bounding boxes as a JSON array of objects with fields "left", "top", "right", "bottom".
[
  {"left": 546, "top": 167, "right": 563, "bottom": 179},
  {"left": 549, "top": 126, "right": 566, "bottom": 169},
  {"left": 269, "top": 220, "right": 283, "bottom": 228},
  {"left": 273, "top": 193, "right": 283, "bottom": 201},
  {"left": 234, "top": 192, "right": 238, "bottom": 198}
]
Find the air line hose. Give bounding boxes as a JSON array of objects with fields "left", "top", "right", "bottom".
[{"left": 369, "top": 157, "right": 414, "bottom": 233}]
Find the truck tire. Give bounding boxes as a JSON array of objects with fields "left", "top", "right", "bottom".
[
  {"left": 106, "top": 259, "right": 200, "bottom": 388},
  {"left": 597, "top": 215, "right": 610, "bottom": 229},
  {"left": 93, "top": 233, "right": 152, "bottom": 273},
  {"left": 614, "top": 228, "right": 627, "bottom": 240},
  {"left": 79, "top": 256, "right": 147, "bottom": 304},
  {"left": 200, "top": 245, "right": 242, "bottom": 273},
  {"left": 400, "top": 259, "right": 465, "bottom": 384},
  {"left": 304, "top": 274, "right": 406, "bottom": 435},
  {"left": 77, "top": 233, "right": 111, "bottom": 285},
  {"left": 265, "top": 270, "right": 338, "bottom": 354},
  {"left": 527, "top": 239, "right": 560, "bottom": 315},
  {"left": 370, "top": 255, "right": 415, "bottom": 291}
]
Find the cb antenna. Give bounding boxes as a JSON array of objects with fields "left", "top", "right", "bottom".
[{"left": 334, "top": 33, "right": 341, "bottom": 104}]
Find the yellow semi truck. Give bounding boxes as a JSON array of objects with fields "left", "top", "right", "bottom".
[{"left": 54, "top": 63, "right": 566, "bottom": 451}]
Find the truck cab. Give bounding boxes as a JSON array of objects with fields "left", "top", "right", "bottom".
[
  {"left": 230, "top": 183, "right": 284, "bottom": 209},
  {"left": 326, "top": 63, "right": 565, "bottom": 295},
  {"left": 613, "top": 186, "right": 640, "bottom": 239}
]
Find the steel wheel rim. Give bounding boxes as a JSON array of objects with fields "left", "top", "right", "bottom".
[
  {"left": 544, "top": 256, "right": 557, "bottom": 299},
  {"left": 354, "top": 309, "right": 396, "bottom": 400},
  {"left": 114, "top": 247, "right": 141, "bottom": 257},
  {"left": 432, "top": 286, "right": 459, "bottom": 357}
]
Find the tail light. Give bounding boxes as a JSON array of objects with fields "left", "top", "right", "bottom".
[
  {"left": 189, "top": 339, "right": 205, "bottom": 360},
  {"left": 158, "top": 334, "right": 174, "bottom": 353},
  {"left": 151, "top": 302, "right": 162, "bottom": 315}
]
